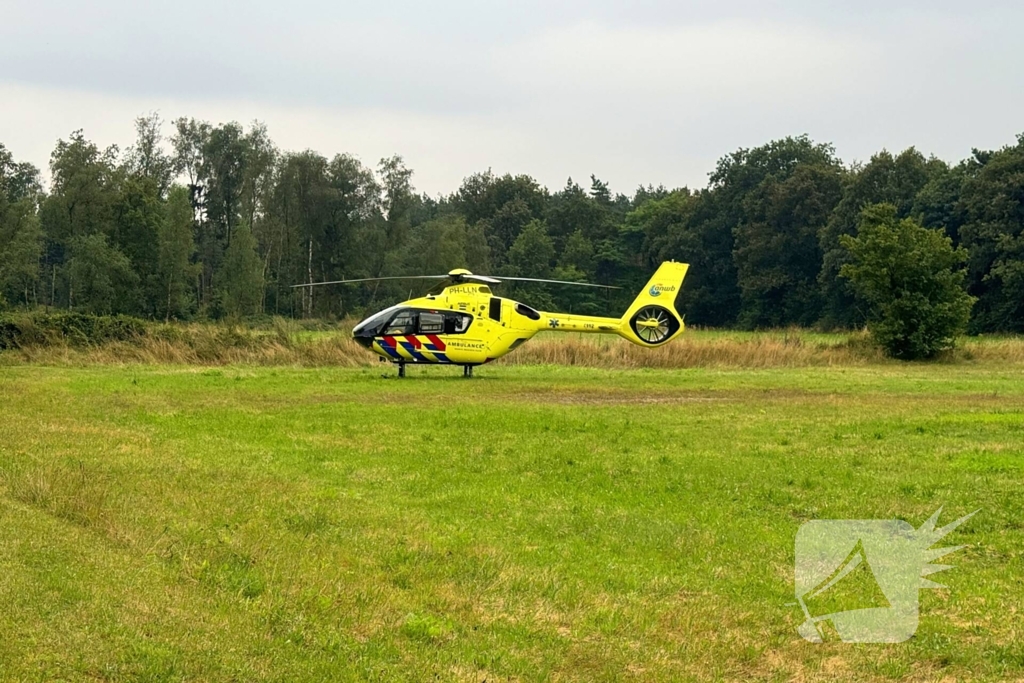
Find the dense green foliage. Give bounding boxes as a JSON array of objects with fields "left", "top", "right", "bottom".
[
  {"left": 0, "top": 311, "right": 144, "bottom": 349},
  {"left": 0, "top": 144, "right": 44, "bottom": 309},
  {"left": 2, "top": 119, "right": 1023, "bottom": 332},
  {"left": 841, "top": 205, "right": 974, "bottom": 359}
]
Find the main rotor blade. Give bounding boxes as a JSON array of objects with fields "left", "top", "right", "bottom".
[
  {"left": 490, "top": 276, "right": 620, "bottom": 289},
  {"left": 292, "top": 273, "right": 620, "bottom": 289},
  {"left": 461, "top": 274, "right": 502, "bottom": 284},
  {"left": 291, "top": 275, "right": 448, "bottom": 288}
]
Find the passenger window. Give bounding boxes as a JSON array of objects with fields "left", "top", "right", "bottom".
[
  {"left": 418, "top": 312, "right": 444, "bottom": 334},
  {"left": 444, "top": 312, "right": 472, "bottom": 334},
  {"left": 384, "top": 311, "right": 416, "bottom": 335},
  {"left": 489, "top": 297, "right": 502, "bottom": 322}
]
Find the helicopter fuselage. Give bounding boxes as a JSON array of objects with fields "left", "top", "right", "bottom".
[
  {"left": 349, "top": 261, "right": 690, "bottom": 369},
  {"left": 352, "top": 283, "right": 622, "bottom": 365}
]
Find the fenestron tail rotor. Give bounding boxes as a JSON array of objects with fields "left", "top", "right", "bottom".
[{"left": 631, "top": 306, "right": 676, "bottom": 344}]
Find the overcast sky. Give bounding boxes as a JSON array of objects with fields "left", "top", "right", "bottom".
[{"left": 2, "top": 0, "right": 1022, "bottom": 195}]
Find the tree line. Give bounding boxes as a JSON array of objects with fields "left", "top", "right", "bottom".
[{"left": 1, "top": 114, "right": 1022, "bottom": 333}]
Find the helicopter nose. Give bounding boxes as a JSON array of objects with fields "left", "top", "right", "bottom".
[{"left": 352, "top": 330, "right": 373, "bottom": 349}]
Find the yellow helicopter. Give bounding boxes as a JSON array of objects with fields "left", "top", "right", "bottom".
[{"left": 296, "top": 261, "right": 689, "bottom": 376}]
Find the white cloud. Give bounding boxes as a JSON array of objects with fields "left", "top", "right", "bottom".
[
  {"left": 2, "top": 10, "right": 1023, "bottom": 197},
  {"left": 498, "top": 21, "right": 879, "bottom": 105},
  {"left": 0, "top": 82, "right": 544, "bottom": 195}
]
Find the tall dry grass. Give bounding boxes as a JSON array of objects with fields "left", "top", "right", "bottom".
[
  {"left": 3, "top": 319, "right": 1024, "bottom": 368},
  {"left": 959, "top": 336, "right": 1024, "bottom": 364},
  {"left": 4, "top": 318, "right": 370, "bottom": 367},
  {"left": 503, "top": 333, "right": 883, "bottom": 368}
]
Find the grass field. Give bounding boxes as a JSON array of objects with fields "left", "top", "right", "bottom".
[{"left": 1, "top": 357, "right": 1023, "bottom": 681}]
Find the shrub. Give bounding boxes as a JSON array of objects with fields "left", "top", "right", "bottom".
[
  {"left": 840, "top": 204, "right": 975, "bottom": 360},
  {"left": 0, "top": 311, "right": 145, "bottom": 349}
]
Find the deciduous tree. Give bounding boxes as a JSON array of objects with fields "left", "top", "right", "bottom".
[
  {"left": 841, "top": 204, "right": 974, "bottom": 359},
  {"left": 158, "top": 186, "right": 197, "bottom": 319},
  {"left": 219, "top": 221, "right": 264, "bottom": 318},
  {"left": 0, "top": 145, "right": 43, "bottom": 307},
  {"left": 957, "top": 137, "right": 1024, "bottom": 332}
]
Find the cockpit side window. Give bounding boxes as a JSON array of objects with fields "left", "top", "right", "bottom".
[
  {"left": 378, "top": 308, "right": 472, "bottom": 335},
  {"left": 384, "top": 310, "right": 417, "bottom": 335}
]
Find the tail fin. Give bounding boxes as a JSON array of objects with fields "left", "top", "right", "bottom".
[{"left": 619, "top": 261, "right": 689, "bottom": 346}]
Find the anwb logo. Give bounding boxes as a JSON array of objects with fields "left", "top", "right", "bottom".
[{"left": 792, "top": 508, "right": 977, "bottom": 643}]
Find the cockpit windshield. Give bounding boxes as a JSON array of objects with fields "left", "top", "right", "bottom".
[{"left": 352, "top": 305, "right": 402, "bottom": 337}]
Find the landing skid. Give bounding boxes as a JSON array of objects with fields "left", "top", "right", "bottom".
[
  {"left": 381, "top": 360, "right": 408, "bottom": 379},
  {"left": 384, "top": 361, "right": 477, "bottom": 378}
]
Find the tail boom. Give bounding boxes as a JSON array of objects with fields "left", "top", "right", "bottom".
[
  {"left": 533, "top": 261, "right": 689, "bottom": 347},
  {"left": 536, "top": 313, "right": 622, "bottom": 334}
]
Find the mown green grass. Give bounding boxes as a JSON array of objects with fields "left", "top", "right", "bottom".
[{"left": 0, "top": 363, "right": 1022, "bottom": 681}]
